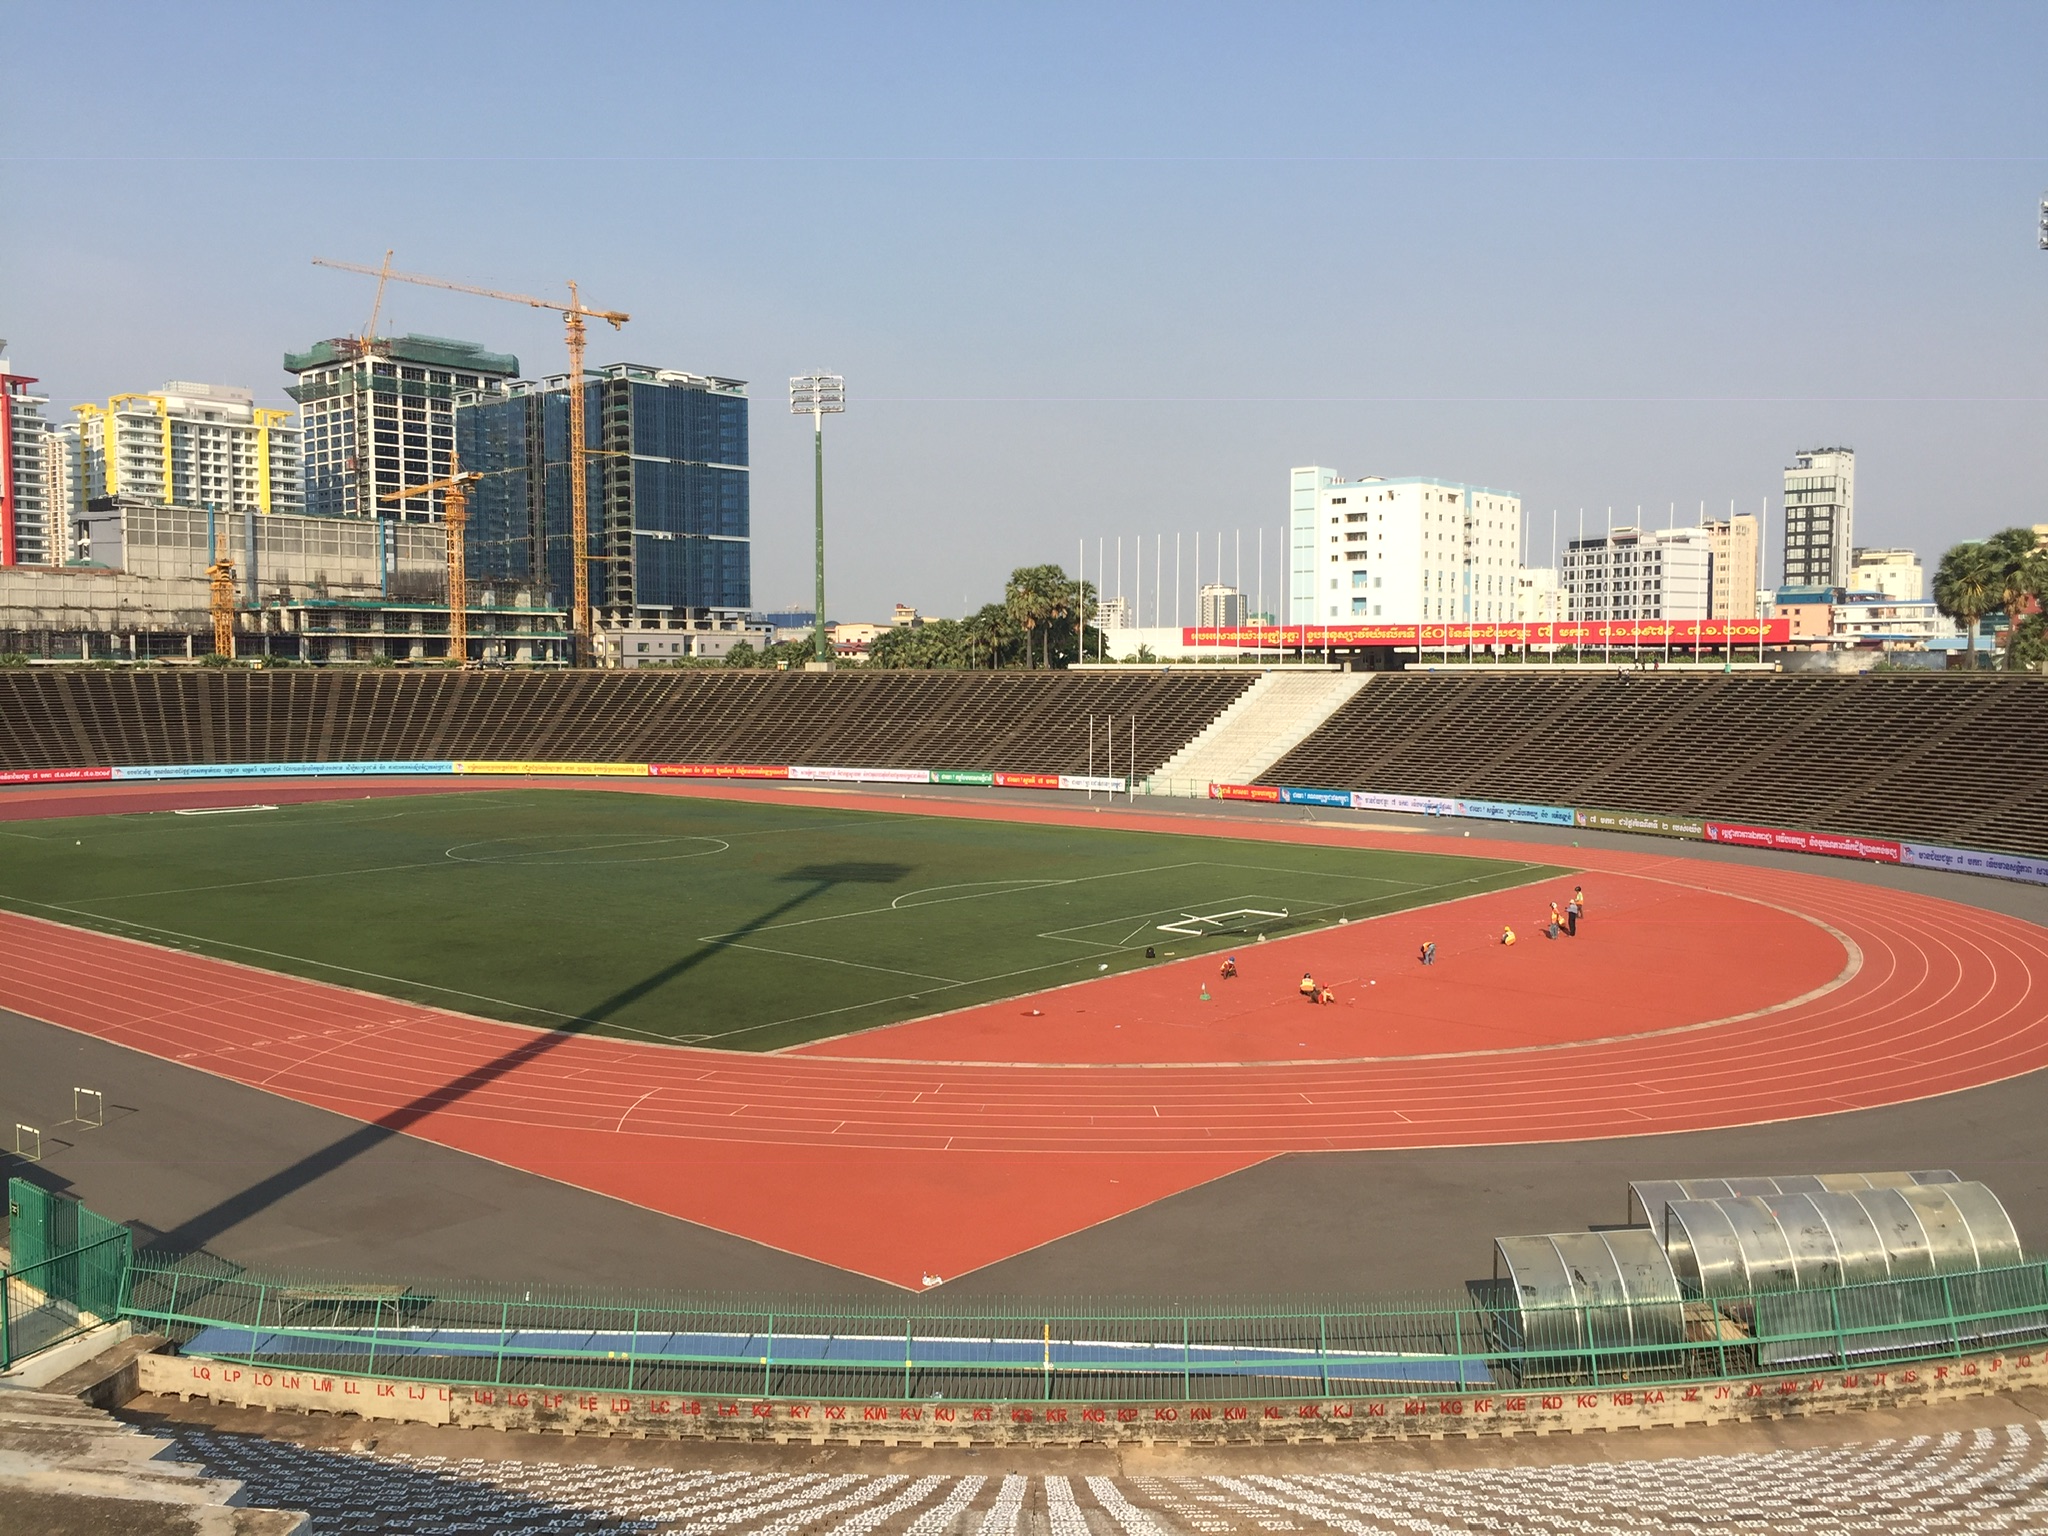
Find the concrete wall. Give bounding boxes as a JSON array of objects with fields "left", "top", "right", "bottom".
[{"left": 138, "top": 1343, "right": 2048, "bottom": 1448}]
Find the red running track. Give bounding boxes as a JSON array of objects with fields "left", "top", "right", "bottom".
[{"left": 1, "top": 779, "right": 2044, "bottom": 1287}]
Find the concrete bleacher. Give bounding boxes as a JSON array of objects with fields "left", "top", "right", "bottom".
[
  {"left": 1261, "top": 672, "right": 2048, "bottom": 858},
  {"left": 0, "top": 669, "right": 1256, "bottom": 781},
  {"left": 147, "top": 1425, "right": 2048, "bottom": 1533},
  {"left": 3, "top": 666, "right": 2045, "bottom": 860},
  {"left": 0, "top": 1373, "right": 304, "bottom": 1534}
]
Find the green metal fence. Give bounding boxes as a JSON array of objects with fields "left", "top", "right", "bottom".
[
  {"left": 2, "top": 1180, "right": 133, "bottom": 1369},
  {"left": 118, "top": 1249, "right": 2048, "bottom": 1405}
]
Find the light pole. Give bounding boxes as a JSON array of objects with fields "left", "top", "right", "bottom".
[{"left": 790, "top": 373, "right": 845, "bottom": 668}]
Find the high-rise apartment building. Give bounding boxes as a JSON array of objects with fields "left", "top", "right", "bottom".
[
  {"left": 1783, "top": 446, "right": 1854, "bottom": 588},
  {"left": 284, "top": 335, "right": 520, "bottom": 521},
  {"left": 459, "top": 363, "right": 750, "bottom": 623},
  {"left": 1289, "top": 466, "right": 1521, "bottom": 624},
  {"left": 1703, "top": 514, "right": 1760, "bottom": 619},
  {"left": 69, "top": 383, "right": 300, "bottom": 521},
  {"left": 1850, "top": 546, "right": 1924, "bottom": 601},
  {"left": 0, "top": 355, "right": 54, "bottom": 566},
  {"left": 1197, "top": 583, "right": 1246, "bottom": 627},
  {"left": 1561, "top": 526, "right": 1712, "bottom": 622}
]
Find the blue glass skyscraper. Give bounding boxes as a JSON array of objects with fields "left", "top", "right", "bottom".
[{"left": 458, "top": 364, "right": 750, "bottom": 623}]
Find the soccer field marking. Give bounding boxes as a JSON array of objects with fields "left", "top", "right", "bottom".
[
  {"left": 692, "top": 861, "right": 1211, "bottom": 943},
  {"left": 702, "top": 939, "right": 965, "bottom": 987},
  {"left": 1156, "top": 906, "right": 1291, "bottom": 937},
  {"left": 0, "top": 895, "right": 688, "bottom": 1044},
  {"left": 442, "top": 834, "right": 733, "bottom": 865},
  {"left": 888, "top": 879, "right": 1066, "bottom": 910}
]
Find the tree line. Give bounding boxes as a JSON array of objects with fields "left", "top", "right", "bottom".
[
  {"left": 1933, "top": 528, "right": 2048, "bottom": 670},
  {"left": 684, "top": 564, "right": 1125, "bottom": 671}
]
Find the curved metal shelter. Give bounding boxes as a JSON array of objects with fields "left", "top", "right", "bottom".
[
  {"left": 1663, "top": 1181, "right": 2019, "bottom": 1297},
  {"left": 1627, "top": 1170, "right": 1959, "bottom": 1231},
  {"left": 1660, "top": 1181, "right": 2029, "bottom": 1367},
  {"left": 1491, "top": 1228, "right": 1685, "bottom": 1377}
]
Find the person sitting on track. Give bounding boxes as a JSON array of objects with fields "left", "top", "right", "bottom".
[
  {"left": 1220, "top": 955, "right": 1238, "bottom": 980},
  {"left": 1318, "top": 984, "right": 1337, "bottom": 1006},
  {"left": 1501, "top": 925, "right": 1517, "bottom": 947},
  {"left": 1300, "top": 971, "right": 1319, "bottom": 1002}
]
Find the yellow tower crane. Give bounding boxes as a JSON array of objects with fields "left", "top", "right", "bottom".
[
  {"left": 381, "top": 458, "right": 480, "bottom": 666},
  {"left": 207, "top": 543, "right": 236, "bottom": 659},
  {"left": 312, "top": 258, "right": 628, "bottom": 664}
]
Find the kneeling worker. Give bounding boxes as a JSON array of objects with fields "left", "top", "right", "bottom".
[
  {"left": 1501, "top": 925, "right": 1517, "bottom": 947},
  {"left": 1300, "top": 971, "right": 1319, "bottom": 1003}
]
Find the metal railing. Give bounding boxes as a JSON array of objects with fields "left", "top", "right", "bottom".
[
  {"left": 1, "top": 1232, "right": 133, "bottom": 1370},
  {"left": 118, "top": 1251, "right": 2048, "bottom": 1405}
]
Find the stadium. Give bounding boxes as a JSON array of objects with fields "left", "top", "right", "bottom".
[{"left": 5, "top": 664, "right": 2048, "bottom": 1533}]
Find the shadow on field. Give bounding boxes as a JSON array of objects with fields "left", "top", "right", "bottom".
[{"left": 144, "top": 861, "right": 915, "bottom": 1256}]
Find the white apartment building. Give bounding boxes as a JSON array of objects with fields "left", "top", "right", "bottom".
[
  {"left": 1289, "top": 467, "right": 1522, "bottom": 624},
  {"left": 1513, "top": 566, "right": 1563, "bottom": 624},
  {"left": 1, "top": 356, "right": 55, "bottom": 566},
  {"left": 1850, "top": 546, "right": 1924, "bottom": 602},
  {"left": 285, "top": 334, "right": 519, "bottom": 521},
  {"left": 1561, "top": 525, "right": 1712, "bottom": 622},
  {"left": 1096, "top": 595, "right": 1132, "bottom": 630},
  {"left": 1783, "top": 446, "right": 1854, "bottom": 589},
  {"left": 1197, "top": 583, "right": 1246, "bottom": 627},
  {"left": 1704, "top": 514, "right": 1760, "bottom": 619},
  {"left": 69, "top": 383, "right": 301, "bottom": 521}
]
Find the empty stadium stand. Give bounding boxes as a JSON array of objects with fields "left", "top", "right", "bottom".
[
  {"left": 0, "top": 669, "right": 1254, "bottom": 780},
  {"left": 1260, "top": 672, "right": 2048, "bottom": 859},
  {"left": 158, "top": 1424, "right": 2048, "bottom": 1534},
  {"left": 3, "top": 668, "right": 2044, "bottom": 861}
]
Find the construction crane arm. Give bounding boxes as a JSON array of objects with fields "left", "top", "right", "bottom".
[{"left": 312, "top": 258, "right": 629, "bottom": 326}]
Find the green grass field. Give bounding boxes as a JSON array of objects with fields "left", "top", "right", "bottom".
[{"left": 0, "top": 790, "right": 1560, "bottom": 1050}]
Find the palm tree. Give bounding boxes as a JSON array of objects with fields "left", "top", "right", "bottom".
[
  {"left": 1987, "top": 528, "right": 2047, "bottom": 670},
  {"left": 1933, "top": 542, "right": 2001, "bottom": 670},
  {"left": 1004, "top": 565, "right": 1075, "bottom": 669}
]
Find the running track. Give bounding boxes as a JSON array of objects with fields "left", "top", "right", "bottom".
[{"left": 2, "top": 777, "right": 2044, "bottom": 1288}]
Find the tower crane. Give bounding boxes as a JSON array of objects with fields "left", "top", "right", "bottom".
[
  {"left": 381, "top": 457, "right": 480, "bottom": 665},
  {"left": 313, "top": 258, "right": 628, "bottom": 664},
  {"left": 207, "top": 538, "right": 236, "bottom": 659}
]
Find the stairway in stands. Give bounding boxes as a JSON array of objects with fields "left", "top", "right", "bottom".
[
  {"left": 0, "top": 1381, "right": 305, "bottom": 1533},
  {"left": 1145, "top": 669, "right": 1374, "bottom": 794}
]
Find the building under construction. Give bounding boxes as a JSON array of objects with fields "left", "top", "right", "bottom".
[
  {"left": 284, "top": 335, "right": 519, "bottom": 522},
  {"left": 458, "top": 363, "right": 751, "bottom": 639},
  {"left": 0, "top": 498, "right": 565, "bottom": 664}
]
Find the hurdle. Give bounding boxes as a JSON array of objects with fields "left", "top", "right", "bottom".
[
  {"left": 12, "top": 1124, "right": 41, "bottom": 1163},
  {"left": 72, "top": 1088, "right": 103, "bottom": 1130}
]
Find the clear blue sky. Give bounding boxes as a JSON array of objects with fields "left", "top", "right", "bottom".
[{"left": 5, "top": 2, "right": 2046, "bottom": 619}]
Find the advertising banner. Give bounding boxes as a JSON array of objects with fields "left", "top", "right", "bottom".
[
  {"left": 994, "top": 771, "right": 1061, "bottom": 790},
  {"left": 789, "top": 766, "right": 932, "bottom": 785},
  {"left": 1575, "top": 808, "right": 1706, "bottom": 840},
  {"left": 1210, "top": 783, "right": 1282, "bottom": 803},
  {"left": 649, "top": 763, "right": 792, "bottom": 780},
  {"left": 930, "top": 769, "right": 996, "bottom": 787},
  {"left": 1278, "top": 786, "right": 1353, "bottom": 808},
  {"left": 1457, "top": 798, "right": 1575, "bottom": 827},
  {"left": 1901, "top": 843, "right": 2048, "bottom": 886},
  {"left": 0, "top": 766, "right": 114, "bottom": 785},
  {"left": 456, "top": 761, "right": 645, "bottom": 778},
  {"left": 1704, "top": 822, "right": 1902, "bottom": 863},
  {"left": 114, "top": 761, "right": 458, "bottom": 781},
  {"left": 1180, "top": 619, "right": 1790, "bottom": 649},
  {"left": 1349, "top": 790, "right": 1460, "bottom": 818},
  {"left": 1057, "top": 775, "right": 1126, "bottom": 793}
]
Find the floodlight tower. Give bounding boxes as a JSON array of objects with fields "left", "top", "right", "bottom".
[{"left": 790, "top": 373, "right": 846, "bottom": 668}]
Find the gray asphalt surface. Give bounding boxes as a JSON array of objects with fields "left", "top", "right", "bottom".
[{"left": 3, "top": 784, "right": 2043, "bottom": 1298}]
